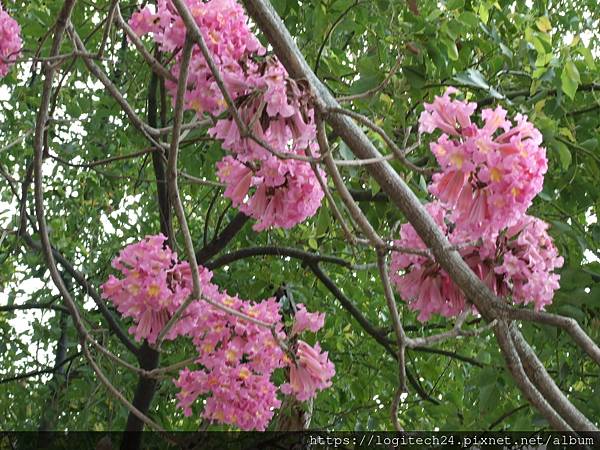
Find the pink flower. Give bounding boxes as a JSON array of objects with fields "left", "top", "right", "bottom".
[
  {"left": 103, "top": 236, "right": 334, "bottom": 430},
  {"left": 282, "top": 341, "right": 335, "bottom": 402},
  {"left": 217, "top": 157, "right": 253, "bottom": 206},
  {"left": 495, "top": 215, "right": 564, "bottom": 310},
  {"left": 419, "top": 87, "right": 476, "bottom": 136},
  {"left": 281, "top": 341, "right": 335, "bottom": 401},
  {"left": 128, "top": 0, "right": 324, "bottom": 231},
  {"left": 0, "top": 5, "right": 22, "bottom": 78},
  {"left": 100, "top": 234, "right": 193, "bottom": 343},
  {"left": 292, "top": 304, "right": 325, "bottom": 335},
  {"left": 129, "top": 8, "right": 158, "bottom": 36}
]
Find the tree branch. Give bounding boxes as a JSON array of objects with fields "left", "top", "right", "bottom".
[
  {"left": 205, "top": 245, "right": 353, "bottom": 270},
  {"left": 493, "top": 321, "right": 571, "bottom": 431},
  {"left": 0, "top": 353, "right": 80, "bottom": 385},
  {"left": 240, "top": 0, "right": 598, "bottom": 430},
  {"left": 20, "top": 232, "right": 139, "bottom": 355},
  {"left": 195, "top": 212, "right": 250, "bottom": 264}
]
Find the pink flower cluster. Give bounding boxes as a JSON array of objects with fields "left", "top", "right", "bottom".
[
  {"left": 390, "top": 203, "right": 563, "bottom": 321},
  {"left": 102, "top": 236, "right": 335, "bottom": 430},
  {"left": 390, "top": 203, "right": 470, "bottom": 322},
  {"left": 420, "top": 87, "right": 547, "bottom": 237},
  {"left": 100, "top": 234, "right": 194, "bottom": 343},
  {"left": 175, "top": 295, "right": 287, "bottom": 430},
  {"left": 281, "top": 340, "right": 335, "bottom": 402},
  {"left": 281, "top": 304, "right": 334, "bottom": 401},
  {"left": 0, "top": 4, "right": 22, "bottom": 78},
  {"left": 494, "top": 215, "right": 564, "bottom": 310},
  {"left": 390, "top": 88, "right": 563, "bottom": 321},
  {"left": 129, "top": 0, "right": 324, "bottom": 231}
]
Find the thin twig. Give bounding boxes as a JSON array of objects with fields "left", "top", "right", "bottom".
[
  {"left": 327, "top": 106, "right": 428, "bottom": 173},
  {"left": 337, "top": 55, "right": 403, "bottom": 103},
  {"left": 114, "top": 4, "right": 176, "bottom": 82},
  {"left": 97, "top": 0, "right": 118, "bottom": 58},
  {"left": 32, "top": 5, "right": 160, "bottom": 430},
  {"left": 377, "top": 251, "right": 408, "bottom": 432},
  {"left": 332, "top": 153, "right": 396, "bottom": 166},
  {"left": 68, "top": 27, "right": 163, "bottom": 142},
  {"left": 82, "top": 344, "right": 166, "bottom": 432},
  {"left": 308, "top": 127, "right": 357, "bottom": 243}
]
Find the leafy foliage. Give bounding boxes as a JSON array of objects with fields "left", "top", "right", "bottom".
[{"left": 0, "top": 0, "right": 599, "bottom": 432}]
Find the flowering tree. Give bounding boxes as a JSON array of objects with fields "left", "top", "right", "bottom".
[{"left": 1, "top": 0, "right": 599, "bottom": 443}]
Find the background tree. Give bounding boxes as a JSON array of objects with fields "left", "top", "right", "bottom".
[{"left": 0, "top": 0, "right": 599, "bottom": 443}]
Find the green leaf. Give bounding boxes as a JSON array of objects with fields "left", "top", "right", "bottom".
[
  {"left": 535, "top": 16, "right": 552, "bottom": 33},
  {"left": 453, "top": 68, "right": 503, "bottom": 98},
  {"left": 561, "top": 61, "right": 580, "bottom": 100},
  {"left": 478, "top": 3, "right": 489, "bottom": 23},
  {"left": 457, "top": 11, "right": 479, "bottom": 28},
  {"left": 552, "top": 139, "right": 572, "bottom": 170},
  {"left": 444, "top": 38, "right": 459, "bottom": 61},
  {"left": 578, "top": 45, "right": 596, "bottom": 70},
  {"left": 446, "top": 0, "right": 465, "bottom": 9}
]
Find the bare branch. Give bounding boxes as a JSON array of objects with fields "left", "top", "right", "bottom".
[
  {"left": 309, "top": 119, "right": 358, "bottom": 243},
  {"left": 97, "top": 0, "right": 118, "bottom": 58},
  {"left": 377, "top": 251, "right": 408, "bottom": 431},
  {"left": 114, "top": 4, "right": 177, "bottom": 83},
  {"left": 0, "top": 302, "right": 69, "bottom": 314},
  {"left": 332, "top": 153, "right": 396, "bottom": 166},
  {"left": 408, "top": 313, "right": 496, "bottom": 348},
  {"left": 21, "top": 232, "right": 139, "bottom": 355},
  {"left": 49, "top": 147, "right": 157, "bottom": 168},
  {"left": 498, "top": 306, "right": 600, "bottom": 367},
  {"left": 317, "top": 119, "right": 384, "bottom": 248},
  {"left": 158, "top": 36, "right": 198, "bottom": 347},
  {"left": 326, "top": 106, "right": 428, "bottom": 173},
  {"left": 32, "top": 4, "right": 160, "bottom": 431},
  {"left": 82, "top": 344, "right": 166, "bottom": 432},
  {"left": 68, "top": 28, "right": 163, "bottom": 142},
  {"left": 510, "top": 326, "right": 598, "bottom": 431},
  {"left": 0, "top": 353, "right": 81, "bottom": 385}
]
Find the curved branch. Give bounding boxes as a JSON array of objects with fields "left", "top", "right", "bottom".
[
  {"left": 114, "top": 4, "right": 176, "bottom": 83},
  {"left": 510, "top": 326, "right": 597, "bottom": 431},
  {"left": 314, "top": 0, "right": 363, "bottom": 75},
  {"left": 0, "top": 302, "right": 69, "bottom": 314},
  {"left": 196, "top": 212, "right": 250, "bottom": 264},
  {"left": 68, "top": 28, "right": 162, "bottom": 142},
  {"left": 206, "top": 245, "right": 353, "bottom": 270},
  {"left": 0, "top": 352, "right": 81, "bottom": 385},
  {"left": 499, "top": 306, "right": 600, "bottom": 367},
  {"left": 308, "top": 261, "right": 438, "bottom": 405},
  {"left": 32, "top": 4, "right": 160, "bottom": 434}
]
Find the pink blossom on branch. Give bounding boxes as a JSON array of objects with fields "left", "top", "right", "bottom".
[
  {"left": 292, "top": 303, "right": 325, "bottom": 335},
  {"left": 128, "top": 0, "right": 325, "bottom": 231},
  {"left": 102, "top": 235, "right": 335, "bottom": 430},
  {"left": 390, "top": 204, "right": 563, "bottom": 322},
  {"left": 100, "top": 234, "right": 194, "bottom": 343},
  {"left": 421, "top": 88, "right": 547, "bottom": 238},
  {"left": 281, "top": 340, "right": 336, "bottom": 402},
  {"left": 0, "top": 4, "right": 22, "bottom": 78}
]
